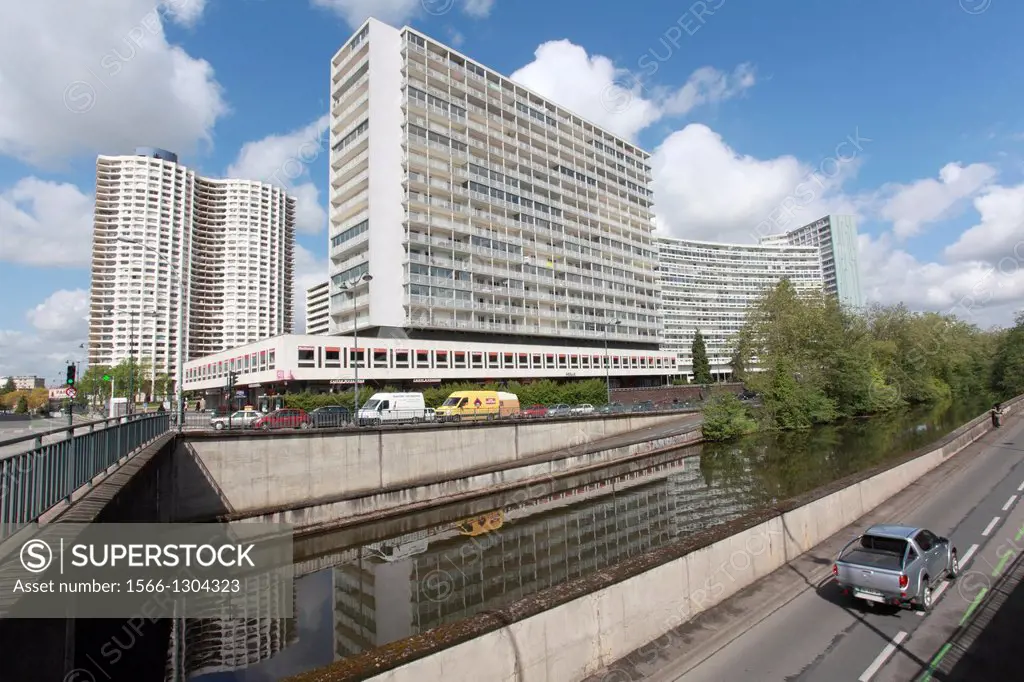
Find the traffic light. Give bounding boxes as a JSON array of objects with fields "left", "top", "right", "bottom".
[
  {"left": 66, "top": 364, "right": 76, "bottom": 386},
  {"left": 101, "top": 374, "right": 112, "bottom": 382}
]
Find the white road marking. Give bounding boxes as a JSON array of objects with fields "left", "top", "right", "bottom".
[
  {"left": 982, "top": 517, "right": 1001, "bottom": 537},
  {"left": 1018, "top": 480, "right": 1024, "bottom": 492},
  {"left": 859, "top": 630, "right": 909, "bottom": 681},
  {"left": 1003, "top": 495, "right": 1018, "bottom": 511},
  {"left": 961, "top": 544, "right": 979, "bottom": 567},
  {"left": 918, "top": 581, "right": 953, "bottom": 615}
]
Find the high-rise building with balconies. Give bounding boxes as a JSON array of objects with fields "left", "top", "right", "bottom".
[
  {"left": 306, "top": 280, "right": 331, "bottom": 335},
  {"left": 328, "top": 20, "right": 660, "bottom": 350},
  {"left": 658, "top": 236, "right": 824, "bottom": 379},
  {"left": 759, "top": 214, "right": 863, "bottom": 308},
  {"left": 88, "top": 147, "right": 295, "bottom": 389}
]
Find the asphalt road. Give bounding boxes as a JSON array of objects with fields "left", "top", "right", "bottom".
[{"left": 591, "top": 412, "right": 1024, "bottom": 682}]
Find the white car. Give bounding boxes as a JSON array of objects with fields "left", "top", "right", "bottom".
[
  {"left": 210, "top": 410, "right": 260, "bottom": 430},
  {"left": 570, "top": 403, "right": 595, "bottom": 416}
]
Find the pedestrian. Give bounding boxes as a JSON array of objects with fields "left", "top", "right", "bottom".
[{"left": 991, "top": 402, "right": 1003, "bottom": 428}]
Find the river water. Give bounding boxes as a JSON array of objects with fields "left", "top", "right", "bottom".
[{"left": 164, "top": 400, "right": 986, "bottom": 681}]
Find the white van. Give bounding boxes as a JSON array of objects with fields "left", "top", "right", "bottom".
[{"left": 357, "top": 392, "right": 429, "bottom": 426}]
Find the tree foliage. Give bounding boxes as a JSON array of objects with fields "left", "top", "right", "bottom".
[
  {"left": 702, "top": 393, "right": 758, "bottom": 441},
  {"left": 726, "top": 280, "right": 1015, "bottom": 434},
  {"left": 691, "top": 329, "right": 713, "bottom": 385},
  {"left": 1, "top": 388, "right": 50, "bottom": 411},
  {"left": 992, "top": 313, "right": 1024, "bottom": 400}
]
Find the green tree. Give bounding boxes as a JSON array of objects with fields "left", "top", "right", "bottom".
[
  {"left": 691, "top": 329, "right": 713, "bottom": 385},
  {"left": 1, "top": 377, "right": 14, "bottom": 395},
  {"left": 702, "top": 393, "right": 758, "bottom": 441},
  {"left": 992, "top": 313, "right": 1024, "bottom": 399},
  {"left": 14, "top": 395, "right": 28, "bottom": 414}
]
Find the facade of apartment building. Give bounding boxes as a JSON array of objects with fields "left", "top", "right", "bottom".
[
  {"left": 327, "top": 19, "right": 660, "bottom": 351},
  {"left": 87, "top": 147, "right": 296, "bottom": 389},
  {"left": 658, "top": 236, "right": 824, "bottom": 379},
  {"left": 760, "top": 214, "right": 863, "bottom": 308},
  {"left": 305, "top": 280, "right": 331, "bottom": 335}
]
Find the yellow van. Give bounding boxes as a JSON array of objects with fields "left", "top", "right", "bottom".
[{"left": 436, "top": 390, "right": 520, "bottom": 421}]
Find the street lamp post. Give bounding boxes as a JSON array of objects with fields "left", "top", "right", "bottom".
[
  {"left": 336, "top": 273, "right": 373, "bottom": 418},
  {"left": 604, "top": 319, "right": 622, "bottom": 405},
  {"left": 116, "top": 237, "right": 187, "bottom": 431}
]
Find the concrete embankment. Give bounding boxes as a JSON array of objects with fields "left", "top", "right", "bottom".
[
  {"left": 178, "top": 411, "right": 701, "bottom": 529},
  {"left": 284, "top": 396, "right": 1023, "bottom": 682}
]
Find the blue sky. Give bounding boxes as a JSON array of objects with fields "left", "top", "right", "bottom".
[{"left": 2, "top": 0, "right": 1023, "bottom": 379}]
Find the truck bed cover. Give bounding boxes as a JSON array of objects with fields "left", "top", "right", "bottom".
[{"left": 840, "top": 548, "right": 903, "bottom": 572}]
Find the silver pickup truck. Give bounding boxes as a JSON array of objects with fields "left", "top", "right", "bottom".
[{"left": 832, "top": 524, "right": 959, "bottom": 612}]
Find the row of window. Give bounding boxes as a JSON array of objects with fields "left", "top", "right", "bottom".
[
  {"left": 332, "top": 119, "right": 369, "bottom": 154},
  {"left": 332, "top": 262, "right": 369, "bottom": 287},
  {"left": 331, "top": 219, "right": 369, "bottom": 248},
  {"left": 292, "top": 346, "right": 675, "bottom": 372},
  {"left": 185, "top": 344, "right": 676, "bottom": 382},
  {"left": 409, "top": 86, "right": 467, "bottom": 119}
]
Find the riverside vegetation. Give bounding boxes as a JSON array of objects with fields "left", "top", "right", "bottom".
[{"left": 702, "top": 281, "right": 1024, "bottom": 441}]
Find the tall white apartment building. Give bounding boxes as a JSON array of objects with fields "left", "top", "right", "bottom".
[
  {"left": 306, "top": 280, "right": 331, "bottom": 335},
  {"left": 658, "top": 237, "right": 824, "bottom": 379},
  {"left": 327, "top": 20, "right": 660, "bottom": 350},
  {"left": 88, "top": 147, "right": 296, "bottom": 389},
  {"left": 760, "top": 214, "right": 863, "bottom": 308}
]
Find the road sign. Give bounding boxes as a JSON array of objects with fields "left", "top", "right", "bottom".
[{"left": 66, "top": 387, "right": 77, "bottom": 398}]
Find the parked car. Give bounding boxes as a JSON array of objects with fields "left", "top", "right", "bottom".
[
  {"left": 210, "top": 410, "right": 260, "bottom": 431},
  {"left": 596, "top": 402, "right": 625, "bottom": 414},
  {"left": 832, "top": 525, "right": 959, "bottom": 611},
  {"left": 570, "top": 403, "right": 595, "bottom": 416},
  {"left": 252, "top": 408, "right": 313, "bottom": 431},
  {"left": 308, "top": 405, "right": 350, "bottom": 428},
  {"left": 631, "top": 400, "right": 655, "bottom": 412},
  {"left": 357, "top": 392, "right": 429, "bottom": 426},
  {"left": 435, "top": 390, "right": 519, "bottom": 421},
  {"left": 546, "top": 403, "right": 571, "bottom": 418},
  {"left": 520, "top": 404, "right": 548, "bottom": 419}
]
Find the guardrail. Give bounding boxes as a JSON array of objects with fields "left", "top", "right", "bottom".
[
  {"left": 0, "top": 413, "right": 170, "bottom": 540},
  {"left": 182, "top": 401, "right": 707, "bottom": 432}
]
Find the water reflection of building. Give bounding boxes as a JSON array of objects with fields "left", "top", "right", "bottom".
[
  {"left": 164, "top": 576, "right": 298, "bottom": 680},
  {"left": 668, "top": 455, "right": 754, "bottom": 534},
  {"left": 327, "top": 452, "right": 760, "bottom": 660}
]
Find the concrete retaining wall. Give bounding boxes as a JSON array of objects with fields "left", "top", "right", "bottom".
[
  {"left": 341, "top": 398, "right": 1023, "bottom": 682},
  {"left": 185, "top": 411, "right": 694, "bottom": 518},
  {"left": 231, "top": 425, "right": 703, "bottom": 531}
]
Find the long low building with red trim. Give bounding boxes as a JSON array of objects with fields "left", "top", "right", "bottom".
[{"left": 181, "top": 334, "right": 678, "bottom": 404}]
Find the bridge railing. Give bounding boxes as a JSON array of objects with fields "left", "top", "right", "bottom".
[{"left": 0, "top": 413, "right": 170, "bottom": 541}]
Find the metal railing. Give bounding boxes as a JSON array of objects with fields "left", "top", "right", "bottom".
[
  {"left": 0, "top": 413, "right": 170, "bottom": 540},
  {"left": 180, "top": 401, "right": 704, "bottom": 432}
]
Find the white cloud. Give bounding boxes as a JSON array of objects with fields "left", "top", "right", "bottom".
[
  {"left": 944, "top": 183, "right": 1024, "bottom": 263},
  {"left": 312, "top": 0, "right": 496, "bottom": 26},
  {"left": 873, "top": 162, "right": 996, "bottom": 239},
  {"left": 25, "top": 289, "right": 90, "bottom": 340},
  {"left": 0, "top": 289, "right": 90, "bottom": 377},
  {"left": 660, "top": 64, "right": 756, "bottom": 117},
  {"left": 225, "top": 115, "right": 330, "bottom": 234},
  {"left": 0, "top": 0, "right": 227, "bottom": 168},
  {"left": 859, "top": 232, "right": 1024, "bottom": 328},
  {"left": 509, "top": 40, "right": 755, "bottom": 141},
  {"left": 463, "top": 0, "right": 495, "bottom": 17},
  {"left": 0, "top": 178, "right": 95, "bottom": 267},
  {"left": 652, "top": 124, "right": 864, "bottom": 243},
  {"left": 293, "top": 244, "right": 329, "bottom": 333}
]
